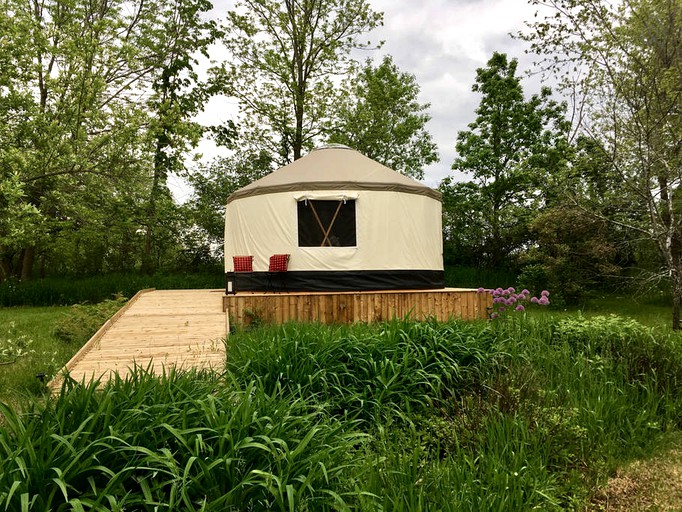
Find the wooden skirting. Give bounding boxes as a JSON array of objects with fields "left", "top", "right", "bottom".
[{"left": 223, "top": 288, "right": 491, "bottom": 327}]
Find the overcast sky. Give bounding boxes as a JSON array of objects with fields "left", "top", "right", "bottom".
[{"left": 175, "top": 0, "right": 545, "bottom": 200}]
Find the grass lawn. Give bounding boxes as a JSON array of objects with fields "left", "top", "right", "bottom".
[
  {"left": 0, "top": 299, "right": 126, "bottom": 405},
  {"left": 0, "top": 306, "right": 73, "bottom": 403},
  {"left": 1, "top": 292, "right": 681, "bottom": 509},
  {"left": 581, "top": 294, "right": 672, "bottom": 328}
]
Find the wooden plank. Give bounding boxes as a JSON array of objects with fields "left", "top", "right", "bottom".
[
  {"left": 224, "top": 288, "right": 487, "bottom": 327},
  {"left": 49, "top": 290, "right": 227, "bottom": 391},
  {"left": 48, "top": 289, "right": 155, "bottom": 390}
]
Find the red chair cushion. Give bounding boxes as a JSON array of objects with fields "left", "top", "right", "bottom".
[
  {"left": 269, "top": 254, "right": 289, "bottom": 272},
  {"left": 233, "top": 255, "right": 253, "bottom": 272}
]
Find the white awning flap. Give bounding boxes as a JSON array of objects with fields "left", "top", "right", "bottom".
[{"left": 293, "top": 191, "right": 359, "bottom": 202}]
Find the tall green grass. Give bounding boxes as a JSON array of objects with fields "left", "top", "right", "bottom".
[
  {"left": 2, "top": 314, "right": 681, "bottom": 509},
  {"left": 225, "top": 320, "right": 500, "bottom": 423},
  {"left": 0, "top": 368, "right": 361, "bottom": 511},
  {"left": 0, "top": 272, "right": 224, "bottom": 307}
]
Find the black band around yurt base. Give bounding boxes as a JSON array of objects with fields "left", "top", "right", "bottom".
[{"left": 225, "top": 270, "right": 445, "bottom": 294}]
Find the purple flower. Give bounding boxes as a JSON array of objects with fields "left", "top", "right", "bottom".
[
  {"left": 541, "top": 290, "right": 550, "bottom": 297},
  {"left": 496, "top": 288, "right": 504, "bottom": 294},
  {"left": 498, "top": 306, "right": 506, "bottom": 312},
  {"left": 477, "top": 287, "right": 485, "bottom": 294},
  {"left": 507, "top": 287, "right": 516, "bottom": 294},
  {"left": 521, "top": 289, "right": 530, "bottom": 295},
  {"left": 531, "top": 297, "right": 539, "bottom": 304},
  {"left": 516, "top": 305, "right": 525, "bottom": 312},
  {"left": 493, "top": 297, "right": 505, "bottom": 304},
  {"left": 538, "top": 297, "right": 550, "bottom": 305},
  {"left": 508, "top": 296, "right": 517, "bottom": 304},
  {"left": 490, "top": 313, "right": 499, "bottom": 319}
]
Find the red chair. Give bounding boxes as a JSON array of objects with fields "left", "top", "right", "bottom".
[
  {"left": 267, "top": 254, "right": 290, "bottom": 292},
  {"left": 228, "top": 255, "right": 253, "bottom": 294}
]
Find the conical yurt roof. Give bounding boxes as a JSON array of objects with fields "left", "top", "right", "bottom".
[{"left": 227, "top": 145, "right": 441, "bottom": 203}]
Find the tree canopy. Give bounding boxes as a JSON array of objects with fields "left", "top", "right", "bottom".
[
  {"left": 212, "top": 0, "right": 383, "bottom": 164},
  {"left": 522, "top": 0, "right": 682, "bottom": 327},
  {"left": 442, "top": 52, "right": 571, "bottom": 268},
  {"left": 327, "top": 55, "right": 439, "bottom": 179},
  {"left": 0, "top": 0, "right": 218, "bottom": 280}
]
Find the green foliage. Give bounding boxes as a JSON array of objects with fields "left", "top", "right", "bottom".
[
  {"left": 444, "top": 265, "right": 518, "bottom": 288},
  {"left": 213, "top": 0, "right": 382, "bottom": 163},
  {"left": 3, "top": 311, "right": 682, "bottom": 508},
  {"left": 226, "top": 320, "right": 499, "bottom": 422},
  {"left": 0, "top": 273, "right": 223, "bottom": 307},
  {"left": 521, "top": 0, "right": 682, "bottom": 328},
  {"left": 0, "top": 175, "right": 42, "bottom": 261},
  {"left": 443, "top": 52, "right": 571, "bottom": 268},
  {"left": 0, "top": 369, "right": 360, "bottom": 510},
  {"left": 519, "top": 135, "right": 635, "bottom": 304},
  {"left": 521, "top": 207, "right": 620, "bottom": 304},
  {"left": 553, "top": 314, "right": 682, "bottom": 390},
  {"left": 140, "top": 0, "right": 220, "bottom": 275},
  {"left": 0, "top": 0, "right": 220, "bottom": 281},
  {"left": 327, "top": 55, "right": 439, "bottom": 179},
  {"left": 53, "top": 297, "right": 127, "bottom": 344}
]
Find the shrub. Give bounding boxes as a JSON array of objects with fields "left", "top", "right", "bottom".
[
  {"left": 52, "top": 297, "right": 127, "bottom": 344},
  {"left": 553, "top": 314, "right": 682, "bottom": 393},
  {"left": 0, "top": 273, "right": 224, "bottom": 307}
]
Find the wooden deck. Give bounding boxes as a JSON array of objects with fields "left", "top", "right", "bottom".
[
  {"left": 48, "top": 288, "right": 490, "bottom": 391},
  {"left": 224, "top": 288, "right": 491, "bottom": 327},
  {"left": 50, "top": 289, "right": 227, "bottom": 389}
]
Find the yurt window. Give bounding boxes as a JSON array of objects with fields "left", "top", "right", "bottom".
[{"left": 297, "top": 200, "right": 356, "bottom": 247}]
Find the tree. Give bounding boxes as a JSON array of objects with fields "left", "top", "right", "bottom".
[
  {"left": 184, "top": 150, "right": 274, "bottom": 259},
  {"left": 522, "top": 0, "right": 682, "bottom": 328},
  {"left": 0, "top": 176, "right": 42, "bottom": 280},
  {"left": 443, "top": 52, "right": 571, "bottom": 268},
  {"left": 0, "top": 0, "right": 219, "bottom": 279},
  {"left": 140, "top": 0, "right": 220, "bottom": 273},
  {"left": 213, "top": 0, "right": 382, "bottom": 165},
  {"left": 519, "top": 135, "right": 636, "bottom": 303},
  {"left": 0, "top": 0, "right": 157, "bottom": 279},
  {"left": 327, "top": 55, "right": 439, "bottom": 179},
  {"left": 440, "top": 181, "right": 488, "bottom": 266}
]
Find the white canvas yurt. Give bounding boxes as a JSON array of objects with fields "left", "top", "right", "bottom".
[{"left": 224, "top": 145, "right": 444, "bottom": 292}]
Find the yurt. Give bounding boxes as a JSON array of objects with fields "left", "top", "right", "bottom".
[{"left": 224, "top": 145, "right": 444, "bottom": 292}]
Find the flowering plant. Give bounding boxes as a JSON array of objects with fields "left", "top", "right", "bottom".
[{"left": 477, "top": 287, "right": 550, "bottom": 320}]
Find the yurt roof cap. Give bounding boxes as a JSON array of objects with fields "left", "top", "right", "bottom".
[{"left": 226, "top": 145, "right": 441, "bottom": 204}]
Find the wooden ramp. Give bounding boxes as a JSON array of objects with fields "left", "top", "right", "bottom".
[{"left": 50, "top": 289, "right": 227, "bottom": 389}]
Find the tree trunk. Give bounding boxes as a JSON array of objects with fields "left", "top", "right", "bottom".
[
  {"left": 670, "top": 233, "right": 682, "bottom": 330},
  {"left": 21, "top": 246, "right": 35, "bottom": 281},
  {"left": 0, "top": 246, "right": 12, "bottom": 282},
  {"left": 142, "top": 124, "right": 169, "bottom": 275}
]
